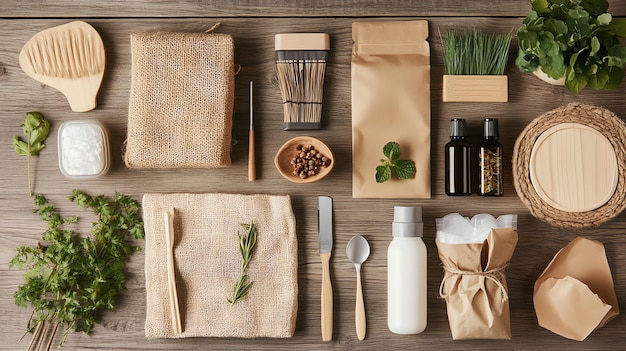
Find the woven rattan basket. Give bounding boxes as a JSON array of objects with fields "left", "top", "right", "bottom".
[{"left": 512, "top": 102, "right": 626, "bottom": 229}]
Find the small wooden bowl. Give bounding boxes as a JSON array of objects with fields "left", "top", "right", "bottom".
[{"left": 274, "top": 136, "right": 334, "bottom": 183}]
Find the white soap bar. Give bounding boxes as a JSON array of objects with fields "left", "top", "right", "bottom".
[{"left": 58, "top": 120, "right": 110, "bottom": 178}]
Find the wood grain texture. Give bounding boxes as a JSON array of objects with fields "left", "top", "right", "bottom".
[
  {"left": 442, "top": 75, "right": 508, "bottom": 102},
  {"left": 2, "top": 0, "right": 626, "bottom": 18},
  {"left": 1, "top": 9, "right": 626, "bottom": 351}
]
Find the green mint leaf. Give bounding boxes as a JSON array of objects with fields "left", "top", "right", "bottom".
[
  {"left": 382, "top": 141, "right": 401, "bottom": 162},
  {"left": 14, "top": 112, "right": 50, "bottom": 195},
  {"left": 383, "top": 141, "right": 400, "bottom": 162},
  {"left": 376, "top": 165, "right": 391, "bottom": 183},
  {"left": 13, "top": 136, "right": 29, "bottom": 156},
  {"left": 393, "top": 159, "right": 417, "bottom": 179}
]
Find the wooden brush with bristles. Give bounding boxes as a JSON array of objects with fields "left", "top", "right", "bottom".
[
  {"left": 275, "top": 33, "right": 330, "bottom": 130},
  {"left": 19, "top": 21, "right": 105, "bottom": 112}
]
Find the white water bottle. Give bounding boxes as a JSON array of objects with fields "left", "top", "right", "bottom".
[{"left": 388, "top": 206, "right": 427, "bottom": 334}]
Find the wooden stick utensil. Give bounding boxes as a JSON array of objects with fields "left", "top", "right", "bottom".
[
  {"left": 164, "top": 209, "right": 182, "bottom": 334},
  {"left": 248, "top": 81, "right": 256, "bottom": 181}
]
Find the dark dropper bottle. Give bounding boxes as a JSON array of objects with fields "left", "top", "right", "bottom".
[
  {"left": 478, "top": 118, "right": 503, "bottom": 196},
  {"left": 445, "top": 118, "right": 472, "bottom": 196}
]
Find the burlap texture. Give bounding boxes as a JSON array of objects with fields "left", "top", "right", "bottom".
[
  {"left": 125, "top": 32, "right": 234, "bottom": 168},
  {"left": 143, "top": 193, "right": 298, "bottom": 338}
]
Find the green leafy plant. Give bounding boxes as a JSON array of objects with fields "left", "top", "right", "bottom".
[
  {"left": 375, "top": 141, "right": 416, "bottom": 183},
  {"left": 228, "top": 221, "right": 258, "bottom": 305},
  {"left": 516, "top": 0, "right": 626, "bottom": 93},
  {"left": 10, "top": 190, "right": 144, "bottom": 348},
  {"left": 13, "top": 112, "right": 50, "bottom": 196},
  {"left": 442, "top": 29, "right": 513, "bottom": 75}
]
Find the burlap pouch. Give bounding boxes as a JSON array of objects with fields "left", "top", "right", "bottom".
[
  {"left": 125, "top": 31, "right": 234, "bottom": 168},
  {"left": 437, "top": 228, "right": 518, "bottom": 339},
  {"left": 143, "top": 193, "right": 298, "bottom": 338}
]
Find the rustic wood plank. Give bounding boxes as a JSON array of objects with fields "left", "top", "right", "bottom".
[
  {"left": 2, "top": 0, "right": 626, "bottom": 18},
  {"left": 1, "top": 15, "right": 626, "bottom": 351}
]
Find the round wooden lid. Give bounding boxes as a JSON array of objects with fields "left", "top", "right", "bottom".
[{"left": 529, "top": 123, "right": 618, "bottom": 212}]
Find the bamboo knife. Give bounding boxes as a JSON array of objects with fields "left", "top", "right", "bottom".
[{"left": 318, "top": 196, "right": 333, "bottom": 341}]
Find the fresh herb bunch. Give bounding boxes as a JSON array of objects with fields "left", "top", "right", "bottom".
[
  {"left": 516, "top": 0, "right": 626, "bottom": 93},
  {"left": 375, "top": 141, "right": 416, "bottom": 183},
  {"left": 12, "top": 112, "right": 50, "bottom": 196},
  {"left": 10, "top": 190, "right": 144, "bottom": 348},
  {"left": 228, "top": 221, "right": 258, "bottom": 305},
  {"left": 442, "top": 29, "right": 513, "bottom": 75}
]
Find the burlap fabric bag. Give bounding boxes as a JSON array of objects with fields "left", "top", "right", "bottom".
[
  {"left": 125, "top": 31, "right": 234, "bottom": 168},
  {"left": 143, "top": 193, "right": 298, "bottom": 338}
]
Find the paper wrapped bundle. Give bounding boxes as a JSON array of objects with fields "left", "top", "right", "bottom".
[
  {"left": 143, "top": 193, "right": 298, "bottom": 338},
  {"left": 534, "top": 237, "right": 619, "bottom": 341},
  {"left": 436, "top": 213, "right": 518, "bottom": 339}
]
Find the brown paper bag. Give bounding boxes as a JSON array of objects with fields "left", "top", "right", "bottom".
[
  {"left": 351, "top": 21, "right": 431, "bottom": 198},
  {"left": 534, "top": 237, "right": 619, "bottom": 341},
  {"left": 437, "top": 228, "right": 518, "bottom": 339}
]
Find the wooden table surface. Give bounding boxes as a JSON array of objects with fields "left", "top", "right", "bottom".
[{"left": 2, "top": 1, "right": 626, "bottom": 350}]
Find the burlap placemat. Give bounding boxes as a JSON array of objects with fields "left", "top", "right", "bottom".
[
  {"left": 125, "top": 31, "right": 234, "bottom": 168},
  {"left": 143, "top": 193, "right": 298, "bottom": 338}
]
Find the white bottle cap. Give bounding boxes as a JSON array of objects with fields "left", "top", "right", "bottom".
[{"left": 392, "top": 206, "right": 424, "bottom": 238}]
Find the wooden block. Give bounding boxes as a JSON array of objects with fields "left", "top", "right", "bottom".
[
  {"left": 442, "top": 75, "right": 508, "bottom": 102},
  {"left": 529, "top": 123, "right": 618, "bottom": 212},
  {"left": 275, "top": 33, "right": 330, "bottom": 50}
]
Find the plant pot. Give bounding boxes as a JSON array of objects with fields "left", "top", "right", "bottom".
[
  {"left": 532, "top": 67, "right": 565, "bottom": 86},
  {"left": 442, "top": 75, "right": 508, "bottom": 102}
]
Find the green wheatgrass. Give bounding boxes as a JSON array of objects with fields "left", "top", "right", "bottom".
[{"left": 442, "top": 29, "right": 513, "bottom": 75}]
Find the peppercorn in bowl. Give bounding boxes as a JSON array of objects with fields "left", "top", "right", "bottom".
[{"left": 274, "top": 136, "right": 334, "bottom": 183}]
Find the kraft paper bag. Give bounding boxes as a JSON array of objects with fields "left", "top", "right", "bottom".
[
  {"left": 351, "top": 20, "right": 431, "bottom": 198},
  {"left": 437, "top": 228, "right": 518, "bottom": 339},
  {"left": 534, "top": 237, "right": 619, "bottom": 341}
]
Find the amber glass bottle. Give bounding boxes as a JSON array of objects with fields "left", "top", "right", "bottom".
[
  {"left": 478, "top": 118, "right": 503, "bottom": 196},
  {"left": 445, "top": 119, "right": 472, "bottom": 196}
]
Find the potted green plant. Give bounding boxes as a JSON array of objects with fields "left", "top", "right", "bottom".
[{"left": 516, "top": 0, "right": 626, "bottom": 93}]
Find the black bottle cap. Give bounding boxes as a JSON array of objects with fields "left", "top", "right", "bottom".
[
  {"left": 483, "top": 118, "right": 499, "bottom": 138},
  {"left": 450, "top": 118, "right": 467, "bottom": 137}
]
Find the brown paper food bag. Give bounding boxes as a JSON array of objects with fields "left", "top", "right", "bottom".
[
  {"left": 534, "top": 237, "right": 619, "bottom": 341},
  {"left": 143, "top": 193, "right": 298, "bottom": 338},
  {"left": 351, "top": 21, "right": 431, "bottom": 198},
  {"left": 125, "top": 31, "right": 234, "bottom": 169},
  {"left": 437, "top": 228, "right": 518, "bottom": 339}
]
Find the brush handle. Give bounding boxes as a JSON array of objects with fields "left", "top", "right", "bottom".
[{"left": 248, "top": 130, "right": 256, "bottom": 181}]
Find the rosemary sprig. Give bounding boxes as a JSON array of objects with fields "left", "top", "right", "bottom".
[
  {"left": 442, "top": 29, "right": 513, "bottom": 76},
  {"left": 228, "top": 221, "right": 258, "bottom": 305}
]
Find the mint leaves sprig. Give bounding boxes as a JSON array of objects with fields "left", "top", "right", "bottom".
[
  {"left": 13, "top": 112, "right": 50, "bottom": 196},
  {"left": 375, "top": 141, "right": 416, "bottom": 183}
]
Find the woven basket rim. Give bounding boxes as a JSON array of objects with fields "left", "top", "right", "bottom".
[{"left": 512, "top": 102, "right": 626, "bottom": 229}]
